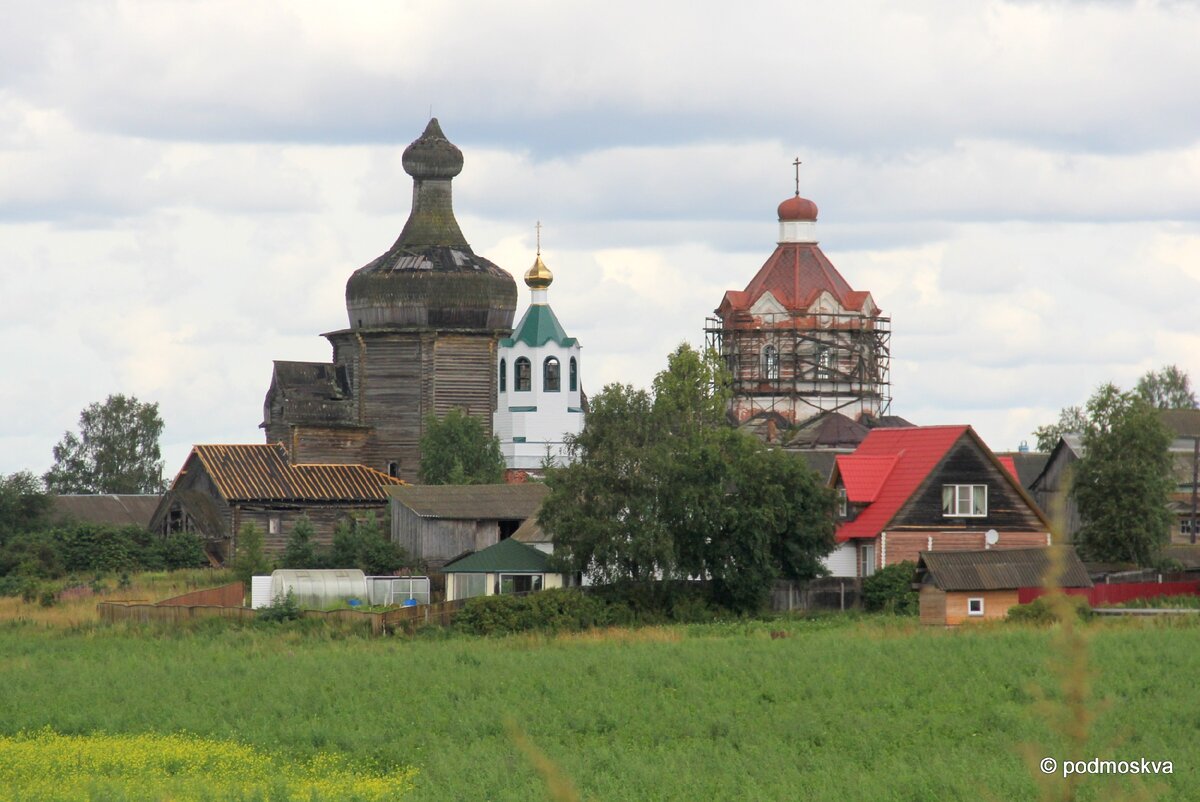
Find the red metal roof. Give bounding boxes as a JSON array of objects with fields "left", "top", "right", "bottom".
[
  {"left": 837, "top": 455, "right": 899, "bottom": 503},
  {"left": 833, "top": 426, "right": 971, "bottom": 542},
  {"left": 716, "top": 242, "right": 875, "bottom": 317},
  {"left": 997, "top": 455, "right": 1019, "bottom": 482}
]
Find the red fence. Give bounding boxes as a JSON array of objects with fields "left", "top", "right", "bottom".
[
  {"left": 1018, "top": 580, "right": 1200, "bottom": 607},
  {"left": 156, "top": 582, "right": 245, "bottom": 607}
]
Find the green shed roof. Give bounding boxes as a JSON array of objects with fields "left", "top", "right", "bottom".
[
  {"left": 442, "top": 537, "right": 553, "bottom": 574},
  {"left": 500, "top": 304, "right": 577, "bottom": 348}
]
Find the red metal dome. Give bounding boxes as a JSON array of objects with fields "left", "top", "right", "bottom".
[{"left": 777, "top": 195, "right": 819, "bottom": 222}]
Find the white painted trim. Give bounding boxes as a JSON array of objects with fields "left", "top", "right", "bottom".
[
  {"left": 880, "top": 531, "right": 887, "bottom": 567},
  {"left": 968, "top": 597, "right": 985, "bottom": 616}
]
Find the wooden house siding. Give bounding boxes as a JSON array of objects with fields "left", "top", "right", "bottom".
[
  {"left": 391, "top": 504, "right": 503, "bottom": 566},
  {"left": 891, "top": 440, "right": 1046, "bottom": 531},
  {"left": 287, "top": 426, "right": 370, "bottom": 467},
  {"left": 232, "top": 504, "right": 388, "bottom": 556},
  {"left": 945, "top": 589, "right": 1018, "bottom": 625},
  {"left": 919, "top": 586, "right": 947, "bottom": 626},
  {"left": 882, "top": 531, "right": 1049, "bottom": 569}
]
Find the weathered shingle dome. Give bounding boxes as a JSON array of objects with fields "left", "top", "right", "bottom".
[{"left": 345, "top": 119, "right": 517, "bottom": 330}]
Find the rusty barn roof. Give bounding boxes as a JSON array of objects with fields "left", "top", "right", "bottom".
[
  {"left": 916, "top": 547, "right": 1092, "bottom": 592},
  {"left": 385, "top": 483, "right": 548, "bottom": 520},
  {"left": 181, "top": 444, "right": 404, "bottom": 502}
]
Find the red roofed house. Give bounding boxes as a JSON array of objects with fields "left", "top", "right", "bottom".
[
  {"left": 706, "top": 179, "right": 891, "bottom": 429},
  {"left": 824, "top": 425, "right": 1052, "bottom": 577}
]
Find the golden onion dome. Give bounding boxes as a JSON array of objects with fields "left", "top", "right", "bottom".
[{"left": 524, "top": 254, "right": 553, "bottom": 290}]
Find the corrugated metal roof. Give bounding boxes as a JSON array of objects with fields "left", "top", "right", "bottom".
[
  {"left": 442, "top": 537, "right": 553, "bottom": 573},
  {"left": 511, "top": 515, "right": 547, "bottom": 543},
  {"left": 51, "top": 495, "right": 162, "bottom": 528},
  {"left": 916, "top": 547, "right": 1092, "bottom": 591},
  {"left": 185, "top": 444, "right": 404, "bottom": 502},
  {"left": 385, "top": 483, "right": 548, "bottom": 519}
]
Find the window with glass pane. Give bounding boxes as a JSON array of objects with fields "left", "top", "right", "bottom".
[
  {"left": 515, "top": 358, "right": 531, "bottom": 391},
  {"left": 569, "top": 357, "right": 577, "bottom": 391},
  {"left": 499, "top": 359, "right": 507, "bottom": 392},
  {"left": 544, "top": 357, "right": 560, "bottom": 392},
  {"left": 942, "top": 484, "right": 987, "bottom": 517}
]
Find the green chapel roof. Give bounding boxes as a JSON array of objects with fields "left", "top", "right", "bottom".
[
  {"left": 442, "top": 537, "right": 553, "bottom": 573},
  {"left": 500, "top": 303, "right": 577, "bottom": 348}
]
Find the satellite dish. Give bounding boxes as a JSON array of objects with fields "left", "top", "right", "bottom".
[{"left": 985, "top": 529, "right": 999, "bottom": 546}]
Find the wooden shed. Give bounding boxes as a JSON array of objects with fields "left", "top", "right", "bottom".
[
  {"left": 386, "top": 483, "right": 549, "bottom": 567},
  {"left": 914, "top": 547, "right": 1092, "bottom": 626}
]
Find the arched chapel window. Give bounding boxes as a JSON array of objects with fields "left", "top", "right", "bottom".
[
  {"left": 499, "top": 359, "right": 507, "bottom": 392},
  {"left": 569, "top": 357, "right": 578, "bottom": 392},
  {"left": 763, "top": 345, "right": 779, "bottom": 380},
  {"left": 515, "top": 358, "right": 531, "bottom": 392},
  {"left": 544, "top": 357, "right": 561, "bottom": 392}
]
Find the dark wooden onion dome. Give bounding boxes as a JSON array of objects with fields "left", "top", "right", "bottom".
[
  {"left": 345, "top": 118, "right": 517, "bottom": 330},
  {"left": 262, "top": 119, "right": 517, "bottom": 481}
]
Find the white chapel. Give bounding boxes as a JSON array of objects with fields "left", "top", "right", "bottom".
[{"left": 493, "top": 240, "right": 584, "bottom": 471}]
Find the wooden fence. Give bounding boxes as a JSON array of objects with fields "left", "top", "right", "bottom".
[
  {"left": 96, "top": 596, "right": 473, "bottom": 636},
  {"left": 771, "top": 578, "right": 862, "bottom": 612},
  {"left": 1018, "top": 579, "right": 1200, "bottom": 607}
]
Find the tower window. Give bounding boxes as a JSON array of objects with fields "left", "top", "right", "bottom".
[
  {"left": 515, "top": 358, "right": 531, "bottom": 392},
  {"left": 388, "top": 461, "right": 400, "bottom": 478},
  {"left": 815, "top": 346, "right": 833, "bottom": 379},
  {"left": 544, "top": 357, "right": 561, "bottom": 392},
  {"left": 569, "top": 357, "right": 578, "bottom": 391},
  {"left": 499, "top": 358, "right": 507, "bottom": 392},
  {"left": 763, "top": 345, "right": 779, "bottom": 380}
]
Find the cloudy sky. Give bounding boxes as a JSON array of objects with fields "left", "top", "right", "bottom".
[{"left": 3, "top": 0, "right": 1198, "bottom": 480}]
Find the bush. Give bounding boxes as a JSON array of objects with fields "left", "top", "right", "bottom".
[
  {"left": 454, "top": 588, "right": 614, "bottom": 636},
  {"left": 230, "top": 523, "right": 271, "bottom": 588},
  {"left": 257, "top": 589, "right": 302, "bottom": 623},
  {"left": 0, "top": 532, "right": 63, "bottom": 579},
  {"left": 1006, "top": 594, "right": 1092, "bottom": 624},
  {"left": 326, "top": 515, "right": 407, "bottom": 575},
  {"left": 861, "top": 561, "right": 919, "bottom": 614},
  {"left": 162, "top": 533, "right": 207, "bottom": 570},
  {"left": 280, "top": 516, "right": 317, "bottom": 569}
]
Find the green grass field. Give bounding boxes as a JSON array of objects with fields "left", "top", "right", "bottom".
[{"left": 1, "top": 612, "right": 1198, "bottom": 801}]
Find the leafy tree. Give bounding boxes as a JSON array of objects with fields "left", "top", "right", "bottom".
[
  {"left": 541, "top": 343, "right": 837, "bottom": 613},
  {"left": 1032, "top": 405, "right": 1088, "bottom": 452},
  {"left": 280, "top": 515, "right": 318, "bottom": 568},
  {"left": 230, "top": 522, "right": 270, "bottom": 588},
  {"left": 44, "top": 394, "right": 166, "bottom": 494},
  {"left": 0, "top": 472, "right": 52, "bottom": 543},
  {"left": 1073, "top": 384, "right": 1174, "bottom": 565},
  {"left": 419, "top": 408, "right": 505, "bottom": 485},
  {"left": 327, "top": 513, "right": 407, "bottom": 575},
  {"left": 1135, "top": 364, "right": 1198, "bottom": 409}
]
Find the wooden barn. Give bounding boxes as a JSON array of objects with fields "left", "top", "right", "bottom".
[
  {"left": 50, "top": 494, "right": 161, "bottom": 530},
  {"left": 386, "top": 483, "right": 548, "bottom": 568},
  {"left": 914, "top": 547, "right": 1092, "bottom": 626},
  {"left": 150, "top": 444, "right": 404, "bottom": 562},
  {"left": 826, "top": 425, "right": 1053, "bottom": 578}
]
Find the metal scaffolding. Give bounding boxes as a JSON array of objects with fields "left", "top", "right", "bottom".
[{"left": 704, "top": 311, "right": 892, "bottom": 421}]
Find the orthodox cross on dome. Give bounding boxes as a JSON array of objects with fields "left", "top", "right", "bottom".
[
  {"left": 793, "top": 157, "right": 802, "bottom": 197},
  {"left": 535, "top": 220, "right": 542, "bottom": 256}
]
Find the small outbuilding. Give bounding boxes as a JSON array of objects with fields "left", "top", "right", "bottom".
[
  {"left": 441, "top": 538, "right": 567, "bottom": 601},
  {"left": 914, "top": 547, "right": 1092, "bottom": 626}
]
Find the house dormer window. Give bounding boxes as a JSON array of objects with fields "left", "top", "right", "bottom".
[
  {"left": 943, "top": 484, "right": 987, "bottom": 517},
  {"left": 837, "top": 487, "right": 848, "bottom": 518}
]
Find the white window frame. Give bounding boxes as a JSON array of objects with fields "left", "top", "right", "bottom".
[
  {"left": 859, "top": 543, "right": 876, "bottom": 577},
  {"left": 268, "top": 515, "right": 281, "bottom": 535},
  {"left": 942, "top": 484, "right": 987, "bottom": 517},
  {"left": 837, "top": 487, "right": 848, "bottom": 518},
  {"left": 967, "top": 597, "right": 985, "bottom": 616}
]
